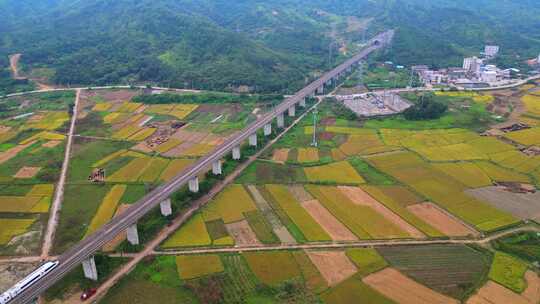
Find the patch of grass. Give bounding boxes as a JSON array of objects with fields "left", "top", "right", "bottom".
[
  {"left": 244, "top": 210, "right": 279, "bottom": 244},
  {"left": 219, "top": 254, "right": 260, "bottom": 303},
  {"left": 242, "top": 251, "right": 302, "bottom": 286},
  {"left": 236, "top": 161, "right": 306, "bottom": 184},
  {"left": 54, "top": 184, "right": 112, "bottom": 253},
  {"left": 346, "top": 248, "right": 388, "bottom": 277},
  {"left": 492, "top": 232, "right": 540, "bottom": 264},
  {"left": 205, "top": 219, "right": 229, "bottom": 241},
  {"left": 488, "top": 252, "right": 528, "bottom": 293},
  {"left": 349, "top": 157, "right": 395, "bottom": 185},
  {"left": 176, "top": 254, "right": 225, "bottom": 280},
  {"left": 120, "top": 184, "right": 148, "bottom": 204},
  {"left": 265, "top": 184, "right": 331, "bottom": 242}
]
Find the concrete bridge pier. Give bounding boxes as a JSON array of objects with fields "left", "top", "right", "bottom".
[
  {"left": 299, "top": 98, "right": 306, "bottom": 107},
  {"left": 160, "top": 198, "right": 172, "bottom": 216},
  {"left": 288, "top": 105, "right": 296, "bottom": 117},
  {"left": 277, "top": 113, "right": 285, "bottom": 128},
  {"left": 232, "top": 146, "right": 241, "bottom": 160},
  {"left": 212, "top": 160, "right": 222, "bottom": 175},
  {"left": 82, "top": 256, "right": 98, "bottom": 281},
  {"left": 189, "top": 177, "right": 199, "bottom": 193},
  {"left": 127, "top": 224, "right": 139, "bottom": 245},
  {"left": 264, "top": 123, "right": 272, "bottom": 136},
  {"left": 249, "top": 133, "right": 258, "bottom": 146},
  {"left": 316, "top": 86, "right": 324, "bottom": 95}
]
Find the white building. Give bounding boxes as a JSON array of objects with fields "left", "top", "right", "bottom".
[
  {"left": 463, "top": 57, "right": 482, "bottom": 74},
  {"left": 485, "top": 45, "right": 500, "bottom": 57},
  {"left": 481, "top": 71, "right": 497, "bottom": 83}
]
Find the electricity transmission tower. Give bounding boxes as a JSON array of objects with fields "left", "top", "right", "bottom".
[{"left": 311, "top": 106, "right": 318, "bottom": 147}]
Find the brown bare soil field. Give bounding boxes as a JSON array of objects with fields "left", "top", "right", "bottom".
[
  {"left": 320, "top": 117, "right": 336, "bottom": 126},
  {"left": 307, "top": 251, "right": 357, "bottom": 286},
  {"left": 302, "top": 199, "right": 357, "bottom": 241},
  {"left": 93, "top": 90, "right": 138, "bottom": 102},
  {"left": 522, "top": 271, "right": 540, "bottom": 304},
  {"left": 466, "top": 280, "right": 531, "bottom": 304},
  {"left": 14, "top": 166, "right": 41, "bottom": 178},
  {"left": 102, "top": 204, "right": 130, "bottom": 251},
  {"left": 363, "top": 268, "right": 459, "bottom": 304},
  {"left": 338, "top": 186, "right": 424, "bottom": 238},
  {"left": 131, "top": 141, "right": 153, "bottom": 153},
  {"left": 407, "top": 202, "right": 478, "bottom": 237},
  {"left": 0, "top": 126, "right": 11, "bottom": 134},
  {"left": 0, "top": 141, "right": 36, "bottom": 165},
  {"left": 225, "top": 220, "right": 260, "bottom": 246},
  {"left": 171, "top": 129, "right": 208, "bottom": 142},
  {"left": 42, "top": 140, "right": 62, "bottom": 148},
  {"left": 466, "top": 186, "right": 540, "bottom": 221},
  {"left": 272, "top": 149, "right": 290, "bottom": 163},
  {"left": 288, "top": 185, "right": 313, "bottom": 202}
]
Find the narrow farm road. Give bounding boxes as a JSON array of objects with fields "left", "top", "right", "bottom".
[
  {"left": 9, "top": 54, "right": 24, "bottom": 80},
  {"left": 41, "top": 89, "right": 81, "bottom": 259}
]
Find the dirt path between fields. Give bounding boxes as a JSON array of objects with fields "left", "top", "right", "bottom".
[{"left": 41, "top": 89, "right": 81, "bottom": 259}]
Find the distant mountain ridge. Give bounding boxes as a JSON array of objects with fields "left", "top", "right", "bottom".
[{"left": 0, "top": 0, "right": 539, "bottom": 93}]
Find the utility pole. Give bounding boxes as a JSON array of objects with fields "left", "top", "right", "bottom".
[{"left": 311, "top": 105, "right": 318, "bottom": 147}]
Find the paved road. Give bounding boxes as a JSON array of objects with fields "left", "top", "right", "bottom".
[
  {"left": 40, "top": 89, "right": 81, "bottom": 259},
  {"left": 9, "top": 31, "right": 393, "bottom": 304}
]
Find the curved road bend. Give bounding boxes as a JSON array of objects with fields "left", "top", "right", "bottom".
[{"left": 11, "top": 31, "right": 393, "bottom": 304}]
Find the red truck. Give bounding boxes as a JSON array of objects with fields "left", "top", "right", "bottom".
[{"left": 80, "top": 288, "right": 97, "bottom": 301}]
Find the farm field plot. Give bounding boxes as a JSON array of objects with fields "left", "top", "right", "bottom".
[
  {"left": 175, "top": 254, "right": 224, "bottom": 280},
  {"left": 488, "top": 252, "right": 528, "bottom": 293},
  {"left": 377, "top": 244, "right": 491, "bottom": 300},
  {"left": 162, "top": 214, "right": 211, "bottom": 248},
  {"left": 407, "top": 202, "right": 478, "bottom": 237},
  {"left": 466, "top": 187, "right": 540, "bottom": 221},
  {"left": 345, "top": 248, "right": 388, "bottom": 277},
  {"left": 265, "top": 185, "right": 331, "bottom": 242},
  {"left": 467, "top": 271, "right": 540, "bottom": 304},
  {"left": 84, "top": 185, "right": 126, "bottom": 236},
  {"left": 304, "top": 161, "right": 365, "bottom": 184},
  {"left": 242, "top": 251, "right": 301, "bottom": 286},
  {"left": 504, "top": 128, "right": 540, "bottom": 146},
  {"left": 307, "top": 250, "right": 357, "bottom": 286},
  {"left": 203, "top": 185, "right": 257, "bottom": 224},
  {"left": 321, "top": 275, "right": 395, "bottom": 304},
  {"left": 363, "top": 268, "right": 459, "bottom": 304},
  {"left": 367, "top": 152, "right": 519, "bottom": 231},
  {"left": 306, "top": 185, "right": 411, "bottom": 239}
]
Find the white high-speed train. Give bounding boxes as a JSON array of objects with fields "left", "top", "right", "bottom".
[{"left": 0, "top": 261, "right": 59, "bottom": 304}]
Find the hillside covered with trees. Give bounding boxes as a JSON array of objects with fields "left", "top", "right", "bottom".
[{"left": 1, "top": 0, "right": 539, "bottom": 93}]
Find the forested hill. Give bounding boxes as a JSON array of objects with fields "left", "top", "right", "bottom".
[{"left": 1, "top": 0, "right": 539, "bottom": 93}]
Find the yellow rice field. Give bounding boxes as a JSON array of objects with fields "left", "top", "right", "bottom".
[
  {"left": 504, "top": 128, "right": 540, "bottom": 146},
  {"left": 181, "top": 143, "right": 215, "bottom": 157},
  {"left": 0, "top": 196, "right": 42, "bottom": 213},
  {"left": 154, "top": 138, "right": 182, "bottom": 153},
  {"left": 138, "top": 158, "right": 170, "bottom": 182},
  {"left": 168, "top": 104, "right": 199, "bottom": 119},
  {"left": 112, "top": 124, "right": 143, "bottom": 140},
  {"left": 92, "top": 103, "right": 112, "bottom": 112},
  {"left": 85, "top": 185, "right": 126, "bottom": 236},
  {"left": 107, "top": 157, "right": 150, "bottom": 182},
  {"left": 19, "top": 131, "right": 66, "bottom": 145},
  {"left": 116, "top": 102, "right": 143, "bottom": 113},
  {"left": 127, "top": 128, "right": 156, "bottom": 141},
  {"left": 432, "top": 162, "right": 492, "bottom": 188},
  {"left": 23, "top": 112, "right": 69, "bottom": 130},
  {"left": 203, "top": 185, "right": 257, "bottom": 223},
  {"left": 0, "top": 218, "right": 37, "bottom": 244},
  {"left": 175, "top": 255, "right": 224, "bottom": 280},
  {"left": 297, "top": 148, "right": 319, "bottom": 163},
  {"left": 162, "top": 213, "right": 211, "bottom": 248},
  {"left": 159, "top": 159, "right": 194, "bottom": 181},
  {"left": 27, "top": 184, "right": 55, "bottom": 197},
  {"left": 304, "top": 161, "right": 365, "bottom": 184},
  {"left": 522, "top": 94, "right": 540, "bottom": 117},
  {"left": 93, "top": 149, "right": 127, "bottom": 168}
]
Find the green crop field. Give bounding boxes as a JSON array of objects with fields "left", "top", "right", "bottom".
[
  {"left": 492, "top": 232, "right": 540, "bottom": 263},
  {"left": 377, "top": 244, "right": 491, "bottom": 300},
  {"left": 346, "top": 248, "right": 388, "bottom": 277},
  {"left": 488, "top": 252, "right": 528, "bottom": 293},
  {"left": 244, "top": 210, "right": 279, "bottom": 244}
]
